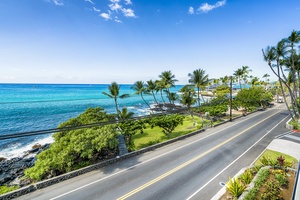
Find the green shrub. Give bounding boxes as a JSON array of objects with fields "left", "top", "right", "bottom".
[
  {"left": 275, "top": 173, "right": 288, "bottom": 187},
  {"left": 0, "top": 185, "right": 19, "bottom": 195},
  {"left": 289, "top": 120, "right": 300, "bottom": 130},
  {"left": 261, "top": 180, "right": 281, "bottom": 200},
  {"left": 243, "top": 188, "right": 258, "bottom": 200},
  {"left": 239, "top": 169, "right": 253, "bottom": 185},
  {"left": 226, "top": 177, "right": 246, "bottom": 199},
  {"left": 259, "top": 156, "right": 277, "bottom": 167},
  {"left": 243, "top": 168, "right": 270, "bottom": 200},
  {"left": 25, "top": 125, "right": 119, "bottom": 181},
  {"left": 254, "top": 168, "right": 270, "bottom": 187}
]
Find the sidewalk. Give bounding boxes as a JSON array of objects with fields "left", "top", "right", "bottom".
[{"left": 266, "top": 139, "right": 300, "bottom": 161}]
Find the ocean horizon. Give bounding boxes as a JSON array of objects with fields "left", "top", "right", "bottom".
[{"left": 0, "top": 83, "right": 183, "bottom": 159}]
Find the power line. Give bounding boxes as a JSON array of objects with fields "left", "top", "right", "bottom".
[{"left": 0, "top": 108, "right": 189, "bottom": 141}]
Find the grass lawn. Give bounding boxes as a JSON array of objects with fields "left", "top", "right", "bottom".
[
  {"left": 133, "top": 115, "right": 208, "bottom": 149},
  {"left": 254, "top": 149, "right": 298, "bottom": 166}
]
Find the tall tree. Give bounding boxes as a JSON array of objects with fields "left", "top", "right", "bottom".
[
  {"left": 220, "top": 76, "right": 230, "bottom": 86},
  {"left": 131, "top": 81, "right": 152, "bottom": 112},
  {"left": 159, "top": 71, "right": 178, "bottom": 104},
  {"left": 188, "top": 69, "right": 209, "bottom": 111},
  {"left": 180, "top": 85, "right": 197, "bottom": 124},
  {"left": 286, "top": 30, "right": 300, "bottom": 97},
  {"left": 262, "top": 40, "right": 296, "bottom": 119},
  {"left": 262, "top": 73, "right": 270, "bottom": 85},
  {"left": 241, "top": 66, "right": 252, "bottom": 87},
  {"left": 102, "top": 82, "right": 130, "bottom": 117},
  {"left": 146, "top": 80, "right": 159, "bottom": 105},
  {"left": 233, "top": 68, "right": 243, "bottom": 89},
  {"left": 155, "top": 79, "right": 167, "bottom": 104}
]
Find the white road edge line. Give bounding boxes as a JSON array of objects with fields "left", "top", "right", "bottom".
[
  {"left": 275, "top": 130, "right": 293, "bottom": 139},
  {"left": 186, "top": 114, "right": 289, "bottom": 200},
  {"left": 50, "top": 110, "right": 276, "bottom": 200}
]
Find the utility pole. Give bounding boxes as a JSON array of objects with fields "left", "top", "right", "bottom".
[{"left": 230, "top": 76, "right": 233, "bottom": 122}]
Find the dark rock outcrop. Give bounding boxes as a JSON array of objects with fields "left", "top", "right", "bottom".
[{"left": 0, "top": 143, "right": 50, "bottom": 187}]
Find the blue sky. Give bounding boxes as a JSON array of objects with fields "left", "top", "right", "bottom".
[{"left": 1, "top": 0, "right": 300, "bottom": 84}]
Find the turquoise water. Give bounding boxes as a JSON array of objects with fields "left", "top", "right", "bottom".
[{"left": 0, "top": 84, "right": 182, "bottom": 158}]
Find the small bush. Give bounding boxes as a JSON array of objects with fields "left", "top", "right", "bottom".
[
  {"left": 239, "top": 169, "right": 253, "bottom": 185},
  {"left": 243, "top": 188, "right": 258, "bottom": 200},
  {"left": 289, "top": 120, "right": 300, "bottom": 130},
  {"left": 226, "top": 177, "right": 246, "bottom": 199},
  {"left": 243, "top": 168, "right": 270, "bottom": 200},
  {"left": 0, "top": 185, "right": 19, "bottom": 195},
  {"left": 261, "top": 180, "right": 282, "bottom": 200},
  {"left": 254, "top": 168, "right": 270, "bottom": 187},
  {"left": 275, "top": 173, "right": 288, "bottom": 187}
]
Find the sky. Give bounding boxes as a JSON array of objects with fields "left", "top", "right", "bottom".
[{"left": 1, "top": 0, "right": 300, "bottom": 84}]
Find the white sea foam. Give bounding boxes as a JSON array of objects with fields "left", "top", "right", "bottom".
[{"left": 0, "top": 136, "right": 54, "bottom": 159}]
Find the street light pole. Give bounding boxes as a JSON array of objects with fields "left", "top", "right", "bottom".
[{"left": 230, "top": 76, "right": 233, "bottom": 122}]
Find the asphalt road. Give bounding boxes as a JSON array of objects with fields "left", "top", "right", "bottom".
[{"left": 16, "top": 105, "right": 290, "bottom": 200}]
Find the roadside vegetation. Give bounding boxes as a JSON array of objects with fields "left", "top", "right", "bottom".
[{"left": 222, "top": 151, "right": 297, "bottom": 200}]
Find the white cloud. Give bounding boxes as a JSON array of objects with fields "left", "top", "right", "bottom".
[
  {"left": 109, "top": 3, "right": 122, "bottom": 11},
  {"left": 115, "top": 19, "right": 122, "bottom": 23},
  {"left": 51, "top": 0, "right": 63, "bottom": 6},
  {"left": 188, "top": 6, "right": 194, "bottom": 14},
  {"left": 197, "top": 0, "right": 226, "bottom": 13},
  {"left": 122, "top": 8, "right": 136, "bottom": 17},
  {"left": 110, "top": 0, "right": 120, "bottom": 2},
  {"left": 124, "top": 0, "right": 132, "bottom": 5},
  {"left": 85, "top": 0, "right": 94, "bottom": 5},
  {"left": 100, "top": 12, "right": 111, "bottom": 20},
  {"left": 93, "top": 7, "right": 100, "bottom": 12}
]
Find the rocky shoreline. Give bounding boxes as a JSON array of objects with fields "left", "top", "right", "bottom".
[{"left": 0, "top": 143, "right": 50, "bottom": 188}]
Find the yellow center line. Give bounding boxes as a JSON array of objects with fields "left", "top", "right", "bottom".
[{"left": 117, "top": 111, "right": 281, "bottom": 200}]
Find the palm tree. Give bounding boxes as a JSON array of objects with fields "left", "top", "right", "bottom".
[
  {"left": 168, "top": 92, "right": 179, "bottom": 105},
  {"left": 233, "top": 68, "right": 243, "bottom": 89},
  {"left": 241, "top": 66, "right": 252, "bottom": 87},
  {"left": 131, "top": 81, "right": 152, "bottom": 112},
  {"left": 102, "top": 82, "right": 130, "bottom": 117},
  {"left": 262, "top": 73, "right": 270, "bottom": 85},
  {"left": 146, "top": 80, "right": 159, "bottom": 105},
  {"left": 220, "top": 76, "right": 230, "bottom": 86},
  {"left": 188, "top": 69, "right": 209, "bottom": 111},
  {"left": 250, "top": 77, "right": 259, "bottom": 87},
  {"left": 286, "top": 30, "right": 300, "bottom": 96},
  {"left": 159, "top": 71, "right": 178, "bottom": 104},
  {"left": 180, "top": 85, "right": 197, "bottom": 125},
  {"left": 118, "top": 107, "right": 134, "bottom": 121},
  {"left": 262, "top": 41, "right": 295, "bottom": 120},
  {"left": 155, "top": 79, "right": 167, "bottom": 104}
]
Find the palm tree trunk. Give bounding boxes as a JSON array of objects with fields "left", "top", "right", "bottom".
[
  {"left": 276, "top": 60, "right": 295, "bottom": 120},
  {"left": 160, "top": 90, "right": 166, "bottom": 104},
  {"left": 141, "top": 94, "right": 152, "bottom": 114},
  {"left": 188, "top": 106, "right": 196, "bottom": 127},
  {"left": 114, "top": 98, "right": 119, "bottom": 119},
  {"left": 152, "top": 91, "right": 159, "bottom": 105},
  {"left": 197, "top": 86, "right": 204, "bottom": 124}
]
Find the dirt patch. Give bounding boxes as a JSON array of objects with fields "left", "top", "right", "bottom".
[{"left": 256, "top": 169, "right": 295, "bottom": 200}]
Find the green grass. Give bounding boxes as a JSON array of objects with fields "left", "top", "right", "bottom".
[
  {"left": 0, "top": 185, "right": 19, "bottom": 195},
  {"left": 133, "top": 115, "right": 206, "bottom": 149},
  {"left": 254, "top": 149, "right": 298, "bottom": 166}
]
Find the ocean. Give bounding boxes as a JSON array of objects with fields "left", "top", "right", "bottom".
[{"left": 0, "top": 83, "right": 183, "bottom": 159}]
